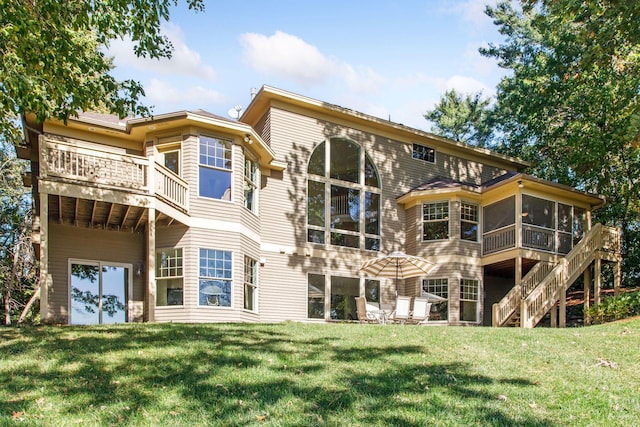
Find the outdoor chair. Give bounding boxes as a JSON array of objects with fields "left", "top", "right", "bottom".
[
  {"left": 408, "top": 297, "right": 432, "bottom": 324},
  {"left": 355, "top": 297, "right": 378, "bottom": 324},
  {"left": 392, "top": 296, "right": 412, "bottom": 324}
]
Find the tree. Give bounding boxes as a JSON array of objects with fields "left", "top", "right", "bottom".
[
  {"left": 0, "top": 139, "right": 35, "bottom": 324},
  {"left": 0, "top": 0, "right": 204, "bottom": 323},
  {"left": 424, "top": 89, "right": 494, "bottom": 147},
  {"left": 0, "top": 0, "right": 204, "bottom": 143},
  {"left": 481, "top": 1, "right": 640, "bottom": 283}
]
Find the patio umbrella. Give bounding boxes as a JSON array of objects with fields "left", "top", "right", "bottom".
[
  {"left": 422, "top": 292, "right": 447, "bottom": 303},
  {"left": 359, "top": 251, "right": 435, "bottom": 293}
]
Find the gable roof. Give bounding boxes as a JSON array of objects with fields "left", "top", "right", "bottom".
[{"left": 241, "top": 85, "right": 530, "bottom": 172}]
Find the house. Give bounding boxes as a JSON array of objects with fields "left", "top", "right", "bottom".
[{"left": 18, "top": 85, "right": 622, "bottom": 327}]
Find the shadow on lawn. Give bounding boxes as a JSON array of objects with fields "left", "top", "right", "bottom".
[{"left": 0, "top": 324, "right": 554, "bottom": 426}]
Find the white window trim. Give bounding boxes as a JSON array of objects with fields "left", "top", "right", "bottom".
[
  {"left": 460, "top": 201, "right": 480, "bottom": 243},
  {"left": 156, "top": 136, "right": 182, "bottom": 176},
  {"left": 243, "top": 151, "right": 259, "bottom": 215},
  {"left": 422, "top": 200, "right": 450, "bottom": 242},
  {"left": 67, "top": 258, "right": 133, "bottom": 324},
  {"left": 460, "top": 277, "right": 480, "bottom": 323},
  {"left": 197, "top": 134, "right": 234, "bottom": 202},
  {"left": 411, "top": 142, "right": 436, "bottom": 164},
  {"left": 306, "top": 137, "right": 382, "bottom": 251},
  {"left": 421, "top": 277, "right": 449, "bottom": 323},
  {"left": 198, "top": 249, "right": 234, "bottom": 309},
  {"left": 155, "top": 247, "right": 184, "bottom": 308},
  {"left": 243, "top": 255, "right": 258, "bottom": 313}
]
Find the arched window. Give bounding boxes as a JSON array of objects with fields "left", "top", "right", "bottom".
[{"left": 307, "top": 137, "right": 381, "bottom": 251}]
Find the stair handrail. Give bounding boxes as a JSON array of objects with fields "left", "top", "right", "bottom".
[
  {"left": 492, "top": 258, "right": 557, "bottom": 326},
  {"left": 521, "top": 224, "right": 616, "bottom": 328},
  {"left": 521, "top": 261, "right": 556, "bottom": 298},
  {"left": 492, "top": 282, "right": 521, "bottom": 327}
]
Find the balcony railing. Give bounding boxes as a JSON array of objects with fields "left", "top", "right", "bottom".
[
  {"left": 522, "top": 225, "right": 555, "bottom": 252},
  {"left": 41, "top": 139, "right": 148, "bottom": 190},
  {"left": 482, "top": 225, "right": 516, "bottom": 255},
  {"left": 155, "top": 162, "right": 189, "bottom": 212},
  {"left": 40, "top": 138, "right": 189, "bottom": 213}
]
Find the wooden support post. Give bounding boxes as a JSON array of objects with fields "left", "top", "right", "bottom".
[
  {"left": 559, "top": 287, "right": 566, "bottom": 328},
  {"left": 520, "top": 300, "right": 528, "bottom": 328},
  {"left": 583, "top": 266, "right": 591, "bottom": 324},
  {"left": 39, "top": 192, "right": 49, "bottom": 322},
  {"left": 515, "top": 256, "right": 522, "bottom": 286},
  {"left": 614, "top": 259, "right": 621, "bottom": 297},
  {"left": 146, "top": 207, "right": 156, "bottom": 322},
  {"left": 594, "top": 256, "right": 602, "bottom": 307},
  {"left": 550, "top": 302, "right": 557, "bottom": 327}
]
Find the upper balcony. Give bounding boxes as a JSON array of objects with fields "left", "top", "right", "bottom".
[
  {"left": 482, "top": 192, "right": 597, "bottom": 258},
  {"left": 38, "top": 136, "right": 189, "bottom": 217}
]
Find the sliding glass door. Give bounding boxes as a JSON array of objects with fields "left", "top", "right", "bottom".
[{"left": 70, "top": 261, "right": 131, "bottom": 325}]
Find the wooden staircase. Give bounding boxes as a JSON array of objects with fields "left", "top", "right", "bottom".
[{"left": 492, "top": 224, "right": 621, "bottom": 327}]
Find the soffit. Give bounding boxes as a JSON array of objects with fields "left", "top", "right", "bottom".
[{"left": 398, "top": 173, "right": 606, "bottom": 209}]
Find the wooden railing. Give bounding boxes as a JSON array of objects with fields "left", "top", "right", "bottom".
[
  {"left": 155, "top": 162, "right": 189, "bottom": 212},
  {"left": 492, "top": 260, "right": 556, "bottom": 327},
  {"left": 521, "top": 224, "right": 620, "bottom": 328},
  {"left": 483, "top": 225, "right": 516, "bottom": 255},
  {"left": 41, "top": 138, "right": 190, "bottom": 214},
  {"left": 521, "top": 261, "right": 555, "bottom": 298},
  {"left": 492, "top": 283, "right": 521, "bottom": 327},
  {"left": 493, "top": 224, "right": 620, "bottom": 327},
  {"left": 522, "top": 225, "right": 555, "bottom": 252},
  {"left": 41, "top": 139, "right": 148, "bottom": 190}
]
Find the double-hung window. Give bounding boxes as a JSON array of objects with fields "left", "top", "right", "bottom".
[
  {"left": 460, "top": 202, "right": 479, "bottom": 242},
  {"left": 422, "top": 278, "right": 448, "bottom": 321},
  {"left": 199, "top": 249, "right": 232, "bottom": 307},
  {"left": 244, "top": 156, "right": 258, "bottom": 212},
  {"left": 423, "top": 201, "right": 449, "bottom": 241},
  {"left": 199, "top": 135, "right": 232, "bottom": 200},
  {"left": 460, "top": 279, "right": 479, "bottom": 322},
  {"left": 244, "top": 256, "right": 257, "bottom": 311},
  {"left": 156, "top": 248, "right": 183, "bottom": 306}
]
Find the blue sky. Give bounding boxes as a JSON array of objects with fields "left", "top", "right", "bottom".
[{"left": 108, "top": 0, "right": 506, "bottom": 131}]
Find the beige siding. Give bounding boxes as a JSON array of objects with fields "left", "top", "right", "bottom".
[
  {"left": 253, "top": 110, "right": 271, "bottom": 147},
  {"left": 47, "top": 222, "right": 145, "bottom": 323},
  {"left": 405, "top": 205, "right": 419, "bottom": 255},
  {"left": 256, "top": 106, "right": 497, "bottom": 323}
]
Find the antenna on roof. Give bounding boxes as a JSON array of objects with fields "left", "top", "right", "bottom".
[{"left": 227, "top": 105, "right": 242, "bottom": 120}]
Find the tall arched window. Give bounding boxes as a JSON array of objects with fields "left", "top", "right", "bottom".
[{"left": 307, "top": 137, "right": 381, "bottom": 251}]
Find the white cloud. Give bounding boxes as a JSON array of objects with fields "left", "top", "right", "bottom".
[
  {"left": 240, "top": 31, "right": 335, "bottom": 85},
  {"left": 144, "top": 79, "right": 225, "bottom": 112},
  {"left": 342, "top": 64, "right": 386, "bottom": 94},
  {"left": 443, "top": 75, "right": 495, "bottom": 97},
  {"left": 239, "top": 31, "right": 384, "bottom": 93},
  {"left": 108, "top": 23, "right": 216, "bottom": 81}
]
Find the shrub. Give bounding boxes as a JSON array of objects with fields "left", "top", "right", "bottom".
[{"left": 585, "top": 290, "right": 640, "bottom": 324}]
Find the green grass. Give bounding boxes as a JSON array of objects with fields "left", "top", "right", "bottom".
[{"left": 1, "top": 320, "right": 639, "bottom": 426}]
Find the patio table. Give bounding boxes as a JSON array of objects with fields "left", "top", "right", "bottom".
[{"left": 370, "top": 309, "right": 394, "bottom": 324}]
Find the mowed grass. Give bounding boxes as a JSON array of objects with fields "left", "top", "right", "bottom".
[{"left": 1, "top": 320, "right": 639, "bottom": 426}]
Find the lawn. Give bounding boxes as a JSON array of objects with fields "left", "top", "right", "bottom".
[{"left": 1, "top": 319, "right": 639, "bottom": 426}]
